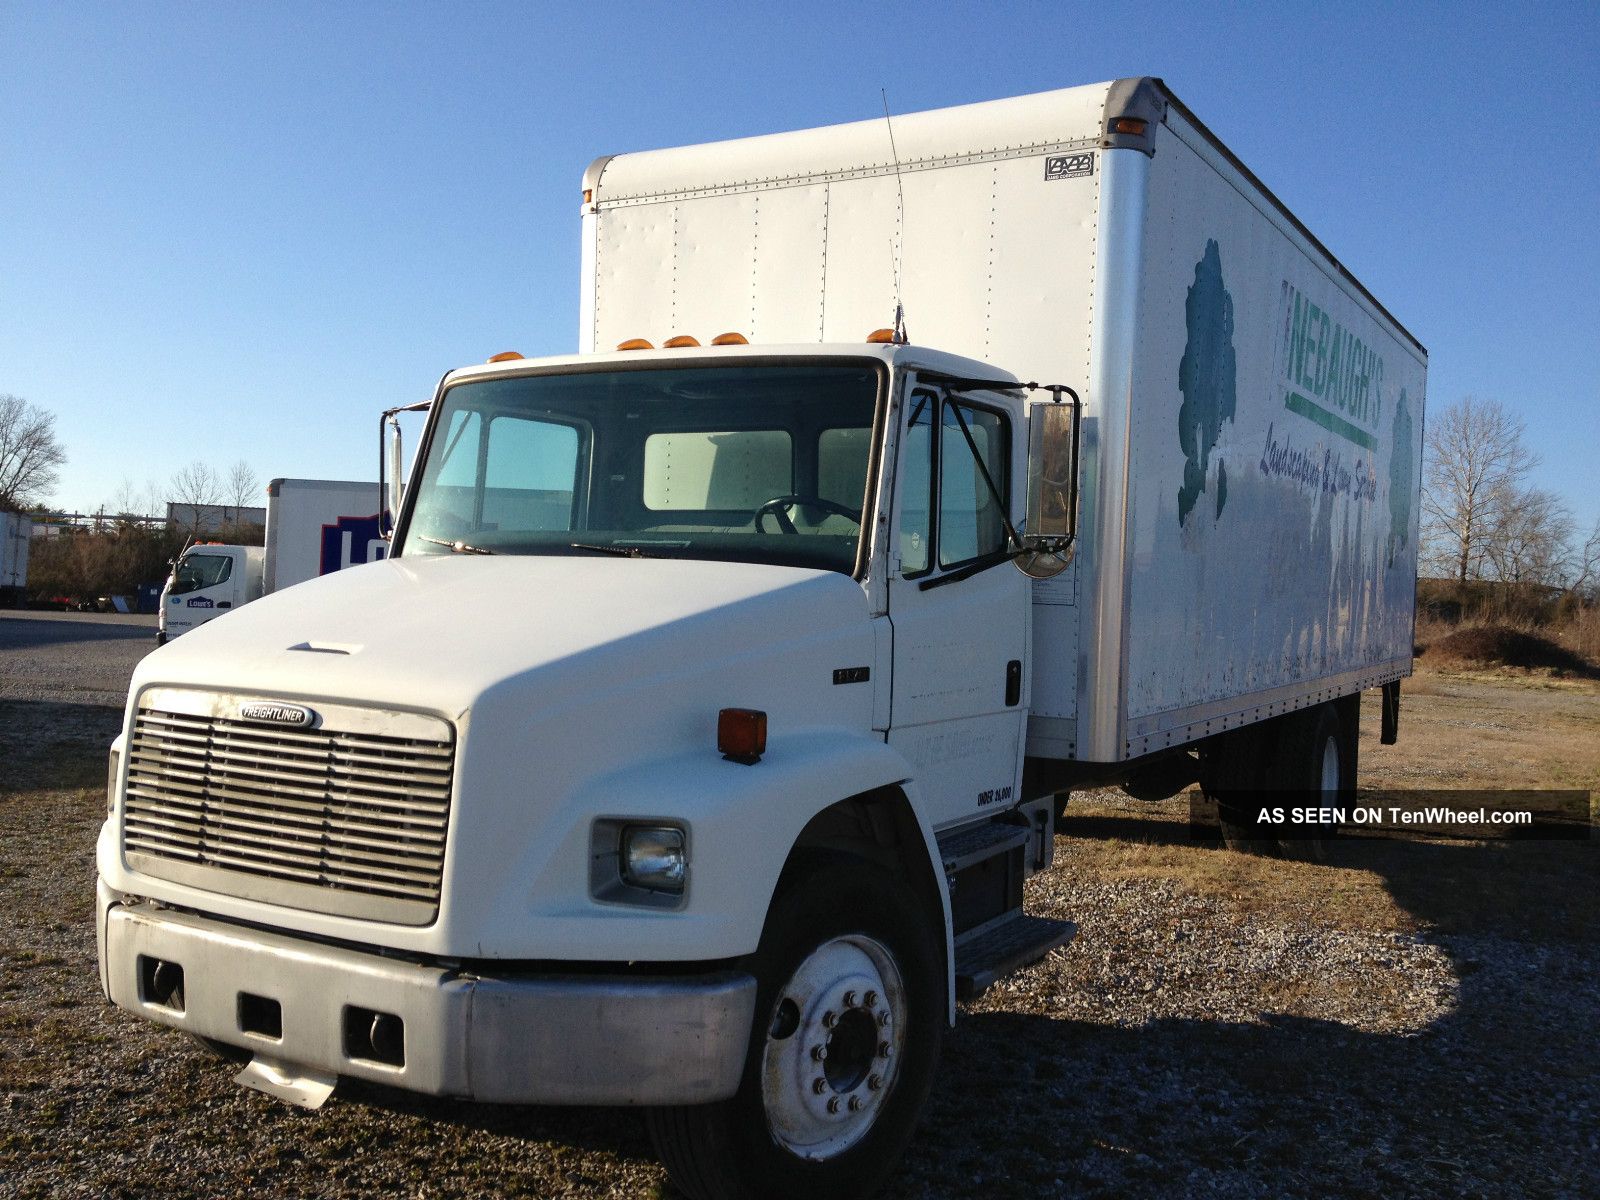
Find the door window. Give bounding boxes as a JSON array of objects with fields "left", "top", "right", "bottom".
[
  {"left": 897, "top": 390, "right": 1009, "bottom": 577},
  {"left": 939, "top": 402, "right": 1008, "bottom": 568}
]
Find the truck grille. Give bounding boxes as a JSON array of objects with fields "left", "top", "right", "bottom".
[{"left": 121, "top": 694, "right": 455, "bottom": 925}]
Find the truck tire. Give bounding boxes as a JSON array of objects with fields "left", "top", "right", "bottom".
[
  {"left": 1200, "top": 722, "right": 1278, "bottom": 854},
  {"left": 646, "top": 858, "right": 943, "bottom": 1200},
  {"left": 1270, "top": 698, "right": 1358, "bottom": 861},
  {"left": 1203, "top": 700, "right": 1358, "bottom": 858}
]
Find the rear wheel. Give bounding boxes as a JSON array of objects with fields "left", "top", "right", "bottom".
[
  {"left": 1202, "top": 699, "right": 1358, "bottom": 857},
  {"left": 646, "top": 859, "right": 942, "bottom": 1200}
]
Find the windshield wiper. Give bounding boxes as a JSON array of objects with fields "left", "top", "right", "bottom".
[
  {"left": 569, "top": 542, "right": 668, "bottom": 559},
  {"left": 416, "top": 535, "right": 498, "bottom": 555}
]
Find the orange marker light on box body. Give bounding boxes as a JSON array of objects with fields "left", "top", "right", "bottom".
[{"left": 717, "top": 708, "right": 766, "bottom": 764}]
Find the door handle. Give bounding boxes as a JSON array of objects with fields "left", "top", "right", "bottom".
[
  {"left": 218, "top": 601, "right": 232, "bottom": 609},
  {"left": 1005, "top": 660, "right": 1022, "bottom": 707}
]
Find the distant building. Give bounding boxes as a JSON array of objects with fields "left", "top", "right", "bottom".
[{"left": 166, "top": 502, "right": 266, "bottom": 534}]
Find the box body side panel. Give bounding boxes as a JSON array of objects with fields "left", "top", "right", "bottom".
[{"left": 1119, "top": 120, "right": 1425, "bottom": 747}]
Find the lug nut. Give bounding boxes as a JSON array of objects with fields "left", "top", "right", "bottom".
[
  {"left": 848, "top": 1095, "right": 863, "bottom": 1112},
  {"left": 863, "top": 990, "right": 878, "bottom": 1008},
  {"left": 812, "top": 1077, "right": 827, "bottom": 1094},
  {"left": 843, "top": 990, "right": 857, "bottom": 1007},
  {"left": 811, "top": 1045, "right": 828, "bottom": 1062},
  {"left": 868, "top": 1074, "right": 884, "bottom": 1091},
  {"left": 878, "top": 1041, "right": 892, "bottom": 1059},
  {"left": 821, "top": 1010, "right": 837, "bottom": 1028},
  {"left": 827, "top": 1097, "right": 841, "bottom": 1114}
]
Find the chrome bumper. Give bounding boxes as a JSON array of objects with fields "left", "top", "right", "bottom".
[{"left": 98, "top": 885, "right": 756, "bottom": 1106}]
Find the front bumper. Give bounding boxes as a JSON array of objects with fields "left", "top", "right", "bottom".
[{"left": 97, "top": 883, "right": 756, "bottom": 1106}]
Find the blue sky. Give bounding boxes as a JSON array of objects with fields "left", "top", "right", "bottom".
[{"left": 3, "top": 1, "right": 1596, "bottom": 533}]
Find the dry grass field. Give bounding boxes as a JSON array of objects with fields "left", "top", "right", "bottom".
[{"left": 2, "top": 656, "right": 1596, "bottom": 1198}]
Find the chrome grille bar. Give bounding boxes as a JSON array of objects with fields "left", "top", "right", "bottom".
[{"left": 121, "top": 695, "right": 455, "bottom": 925}]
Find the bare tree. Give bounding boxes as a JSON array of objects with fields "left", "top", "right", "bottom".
[
  {"left": 1421, "top": 396, "right": 1537, "bottom": 582},
  {"left": 1484, "top": 486, "right": 1574, "bottom": 589},
  {"left": 0, "top": 393, "right": 68, "bottom": 511},
  {"left": 1571, "top": 519, "right": 1600, "bottom": 600},
  {"left": 169, "top": 460, "right": 221, "bottom": 535},
  {"left": 170, "top": 461, "right": 221, "bottom": 508},
  {"left": 225, "top": 459, "right": 261, "bottom": 522}
]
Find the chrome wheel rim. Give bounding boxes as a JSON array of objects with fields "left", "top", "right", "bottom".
[
  {"left": 1320, "top": 733, "right": 1341, "bottom": 798},
  {"left": 760, "top": 933, "right": 907, "bottom": 1160}
]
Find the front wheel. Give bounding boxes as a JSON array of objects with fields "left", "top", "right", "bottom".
[{"left": 647, "top": 859, "right": 943, "bottom": 1200}]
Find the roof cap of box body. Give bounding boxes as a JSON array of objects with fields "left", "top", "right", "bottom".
[
  {"left": 584, "top": 80, "right": 1119, "bottom": 205},
  {"left": 582, "top": 76, "right": 1424, "bottom": 358}
]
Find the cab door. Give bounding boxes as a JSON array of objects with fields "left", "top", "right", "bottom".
[{"left": 886, "top": 382, "right": 1030, "bottom": 830}]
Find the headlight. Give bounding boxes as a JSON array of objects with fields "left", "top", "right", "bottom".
[{"left": 620, "top": 826, "right": 686, "bottom": 893}]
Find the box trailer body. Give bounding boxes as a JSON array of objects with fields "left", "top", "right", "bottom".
[
  {"left": 581, "top": 78, "right": 1425, "bottom": 764},
  {"left": 1, "top": 511, "right": 31, "bottom": 603},
  {"left": 157, "top": 479, "right": 384, "bottom": 640},
  {"left": 262, "top": 477, "right": 388, "bottom": 593},
  {"left": 99, "top": 80, "right": 1424, "bottom": 1198}
]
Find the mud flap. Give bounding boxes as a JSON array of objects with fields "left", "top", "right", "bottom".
[{"left": 1381, "top": 680, "right": 1401, "bottom": 745}]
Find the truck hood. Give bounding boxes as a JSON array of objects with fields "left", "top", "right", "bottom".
[{"left": 131, "top": 554, "right": 871, "bottom": 717}]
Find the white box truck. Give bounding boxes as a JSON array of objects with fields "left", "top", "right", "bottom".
[
  {"left": 158, "top": 478, "right": 385, "bottom": 642},
  {"left": 1, "top": 510, "right": 31, "bottom": 605},
  {"left": 98, "top": 79, "right": 1424, "bottom": 1198}
]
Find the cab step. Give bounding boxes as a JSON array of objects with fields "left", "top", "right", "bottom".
[{"left": 954, "top": 912, "right": 1077, "bottom": 1000}]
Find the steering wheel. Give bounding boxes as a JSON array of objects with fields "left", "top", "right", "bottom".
[{"left": 752, "top": 495, "right": 862, "bottom": 535}]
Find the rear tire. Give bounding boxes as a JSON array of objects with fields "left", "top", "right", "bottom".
[
  {"left": 646, "top": 858, "right": 943, "bottom": 1200},
  {"left": 1272, "top": 698, "right": 1358, "bottom": 861},
  {"left": 1202, "top": 698, "right": 1358, "bottom": 858}
]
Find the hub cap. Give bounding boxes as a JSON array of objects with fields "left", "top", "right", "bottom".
[{"left": 760, "top": 933, "right": 906, "bottom": 1160}]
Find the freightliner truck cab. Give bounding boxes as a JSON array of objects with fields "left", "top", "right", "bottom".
[{"left": 98, "top": 341, "right": 1080, "bottom": 1198}]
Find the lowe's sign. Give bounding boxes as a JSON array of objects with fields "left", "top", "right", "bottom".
[{"left": 320, "top": 513, "right": 388, "bottom": 575}]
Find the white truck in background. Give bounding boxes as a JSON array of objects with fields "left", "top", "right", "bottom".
[
  {"left": 158, "top": 478, "right": 384, "bottom": 642},
  {"left": 99, "top": 79, "right": 1424, "bottom": 1199},
  {"left": 1, "top": 510, "right": 31, "bottom": 606}
]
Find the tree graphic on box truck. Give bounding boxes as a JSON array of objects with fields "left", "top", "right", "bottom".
[{"left": 1177, "top": 239, "right": 1238, "bottom": 525}]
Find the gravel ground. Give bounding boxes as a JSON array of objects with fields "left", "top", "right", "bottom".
[
  {"left": 0, "top": 611, "right": 158, "bottom": 706},
  {"left": 2, "top": 635, "right": 1596, "bottom": 1197}
]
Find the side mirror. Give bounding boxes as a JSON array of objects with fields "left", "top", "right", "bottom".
[
  {"left": 1018, "top": 393, "right": 1081, "bottom": 579},
  {"left": 382, "top": 416, "right": 404, "bottom": 540}
]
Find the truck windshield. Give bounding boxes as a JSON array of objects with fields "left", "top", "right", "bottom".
[
  {"left": 398, "top": 363, "right": 882, "bottom": 574},
  {"left": 170, "top": 553, "right": 232, "bottom": 595}
]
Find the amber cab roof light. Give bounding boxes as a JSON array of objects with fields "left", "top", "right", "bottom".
[
  {"left": 663, "top": 335, "right": 701, "bottom": 348},
  {"left": 616, "top": 338, "right": 654, "bottom": 351},
  {"left": 865, "top": 328, "right": 897, "bottom": 344},
  {"left": 711, "top": 332, "right": 749, "bottom": 346},
  {"left": 487, "top": 351, "right": 524, "bottom": 363}
]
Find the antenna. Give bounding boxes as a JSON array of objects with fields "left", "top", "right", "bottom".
[{"left": 881, "top": 89, "right": 908, "bottom": 344}]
